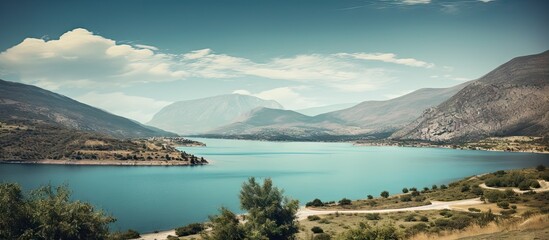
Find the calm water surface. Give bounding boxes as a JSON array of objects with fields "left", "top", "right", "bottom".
[{"left": 1, "top": 138, "right": 548, "bottom": 233}]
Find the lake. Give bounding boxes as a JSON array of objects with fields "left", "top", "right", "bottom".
[{"left": 1, "top": 138, "right": 548, "bottom": 233}]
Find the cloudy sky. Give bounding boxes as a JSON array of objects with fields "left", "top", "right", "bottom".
[{"left": 1, "top": 0, "right": 548, "bottom": 123}]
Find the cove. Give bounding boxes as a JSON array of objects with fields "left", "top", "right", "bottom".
[{"left": 1, "top": 138, "right": 548, "bottom": 233}]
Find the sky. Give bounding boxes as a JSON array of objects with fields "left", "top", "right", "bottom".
[{"left": 0, "top": 0, "right": 548, "bottom": 123}]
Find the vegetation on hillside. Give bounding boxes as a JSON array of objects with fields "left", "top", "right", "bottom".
[{"left": 0, "top": 121, "right": 207, "bottom": 165}]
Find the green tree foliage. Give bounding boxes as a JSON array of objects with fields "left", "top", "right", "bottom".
[
  {"left": 402, "top": 188, "right": 409, "bottom": 193},
  {"left": 241, "top": 177, "right": 299, "bottom": 239},
  {"left": 306, "top": 198, "right": 324, "bottom": 207},
  {"left": 0, "top": 183, "right": 114, "bottom": 240},
  {"left": 380, "top": 191, "right": 389, "bottom": 198},
  {"left": 536, "top": 164, "right": 546, "bottom": 171},
  {"left": 175, "top": 223, "right": 205, "bottom": 236},
  {"left": 338, "top": 198, "right": 352, "bottom": 205},
  {"left": 203, "top": 207, "right": 246, "bottom": 240},
  {"left": 311, "top": 226, "right": 324, "bottom": 234}
]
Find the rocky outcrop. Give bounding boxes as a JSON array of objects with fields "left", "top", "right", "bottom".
[{"left": 392, "top": 51, "right": 549, "bottom": 142}]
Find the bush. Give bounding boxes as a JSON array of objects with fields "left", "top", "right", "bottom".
[
  {"left": 110, "top": 229, "right": 140, "bottom": 240},
  {"left": 306, "top": 198, "right": 324, "bottom": 207},
  {"left": 536, "top": 164, "right": 546, "bottom": 171},
  {"left": 411, "top": 191, "right": 420, "bottom": 197},
  {"left": 402, "top": 188, "right": 409, "bottom": 193},
  {"left": 175, "top": 223, "right": 205, "bottom": 236},
  {"left": 501, "top": 209, "right": 517, "bottom": 215},
  {"left": 468, "top": 208, "right": 481, "bottom": 212},
  {"left": 440, "top": 184, "right": 448, "bottom": 189},
  {"left": 432, "top": 185, "right": 438, "bottom": 190},
  {"left": 339, "top": 198, "right": 352, "bottom": 205},
  {"left": 313, "top": 233, "right": 331, "bottom": 240},
  {"left": 471, "top": 186, "right": 484, "bottom": 196},
  {"left": 405, "top": 223, "right": 428, "bottom": 237},
  {"left": 380, "top": 191, "right": 389, "bottom": 198},
  {"left": 400, "top": 194, "right": 412, "bottom": 202},
  {"left": 365, "top": 213, "right": 381, "bottom": 220},
  {"left": 404, "top": 214, "right": 416, "bottom": 222},
  {"left": 308, "top": 215, "right": 321, "bottom": 221},
  {"left": 419, "top": 216, "right": 429, "bottom": 222},
  {"left": 367, "top": 195, "right": 373, "bottom": 199},
  {"left": 497, "top": 201, "right": 510, "bottom": 209},
  {"left": 461, "top": 185, "right": 470, "bottom": 192},
  {"left": 311, "top": 226, "right": 324, "bottom": 234}
]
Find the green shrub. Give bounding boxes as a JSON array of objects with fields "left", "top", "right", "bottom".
[
  {"left": 367, "top": 195, "right": 373, "bottom": 199},
  {"left": 536, "top": 164, "right": 546, "bottom": 171},
  {"left": 404, "top": 214, "right": 416, "bottom": 222},
  {"left": 306, "top": 198, "right": 324, "bottom": 207},
  {"left": 364, "top": 213, "right": 381, "bottom": 220},
  {"left": 501, "top": 209, "right": 517, "bottom": 216},
  {"left": 400, "top": 194, "right": 412, "bottom": 202},
  {"left": 405, "top": 223, "right": 429, "bottom": 237},
  {"left": 497, "top": 201, "right": 510, "bottom": 209},
  {"left": 432, "top": 185, "right": 438, "bottom": 190},
  {"left": 313, "top": 233, "right": 331, "bottom": 240},
  {"left": 380, "top": 191, "right": 389, "bottom": 198},
  {"left": 440, "top": 184, "right": 448, "bottom": 189},
  {"left": 338, "top": 198, "right": 352, "bottom": 205},
  {"left": 468, "top": 208, "right": 481, "bottom": 212},
  {"left": 402, "top": 188, "right": 409, "bottom": 193},
  {"left": 311, "top": 226, "right": 324, "bottom": 234},
  {"left": 308, "top": 215, "right": 321, "bottom": 221},
  {"left": 461, "top": 185, "right": 470, "bottom": 192},
  {"left": 175, "top": 223, "right": 204, "bottom": 236},
  {"left": 419, "top": 216, "right": 429, "bottom": 222}
]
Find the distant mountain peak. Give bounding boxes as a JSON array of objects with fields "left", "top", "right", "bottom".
[{"left": 147, "top": 94, "right": 283, "bottom": 135}]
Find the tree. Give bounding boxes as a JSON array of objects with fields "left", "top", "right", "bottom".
[
  {"left": 203, "top": 207, "right": 245, "bottom": 240},
  {"left": 402, "top": 188, "right": 409, "bottom": 193},
  {"left": 432, "top": 185, "right": 438, "bottom": 190},
  {"left": 311, "top": 226, "right": 324, "bottom": 234},
  {"left": 367, "top": 195, "right": 373, "bottom": 199},
  {"left": 239, "top": 177, "right": 299, "bottom": 240},
  {"left": 306, "top": 198, "right": 324, "bottom": 207},
  {"left": 536, "top": 164, "right": 546, "bottom": 171},
  {"left": 338, "top": 198, "right": 352, "bottom": 205},
  {"left": 0, "top": 183, "right": 114, "bottom": 240},
  {"left": 380, "top": 191, "right": 389, "bottom": 198}
]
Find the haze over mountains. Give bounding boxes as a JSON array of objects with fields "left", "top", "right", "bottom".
[
  {"left": 147, "top": 94, "right": 283, "bottom": 135},
  {"left": 392, "top": 50, "right": 549, "bottom": 142},
  {"left": 204, "top": 82, "right": 470, "bottom": 140},
  {"left": 0, "top": 79, "right": 175, "bottom": 138}
]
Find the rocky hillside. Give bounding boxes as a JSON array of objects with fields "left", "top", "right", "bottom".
[
  {"left": 0, "top": 79, "right": 176, "bottom": 138},
  {"left": 148, "top": 94, "right": 283, "bottom": 135},
  {"left": 392, "top": 51, "right": 549, "bottom": 142},
  {"left": 319, "top": 82, "right": 470, "bottom": 133}
]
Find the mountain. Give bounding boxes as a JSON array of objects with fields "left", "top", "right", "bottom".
[
  {"left": 0, "top": 79, "right": 176, "bottom": 138},
  {"left": 147, "top": 94, "right": 283, "bottom": 135},
  {"left": 205, "top": 107, "right": 368, "bottom": 141},
  {"left": 391, "top": 50, "right": 549, "bottom": 142},
  {"left": 206, "top": 83, "right": 470, "bottom": 140},
  {"left": 295, "top": 103, "right": 357, "bottom": 116},
  {"left": 319, "top": 82, "right": 470, "bottom": 133}
]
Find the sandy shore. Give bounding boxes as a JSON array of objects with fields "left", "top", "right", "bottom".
[{"left": 0, "top": 159, "right": 207, "bottom": 166}]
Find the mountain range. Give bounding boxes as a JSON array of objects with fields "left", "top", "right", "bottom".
[
  {"left": 0, "top": 79, "right": 175, "bottom": 138},
  {"left": 391, "top": 50, "right": 549, "bottom": 142},
  {"left": 147, "top": 94, "right": 283, "bottom": 135}
]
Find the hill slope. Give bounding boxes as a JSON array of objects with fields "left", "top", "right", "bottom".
[
  {"left": 207, "top": 83, "right": 469, "bottom": 140},
  {"left": 147, "top": 94, "right": 283, "bottom": 135},
  {"left": 0, "top": 79, "right": 176, "bottom": 138},
  {"left": 319, "top": 82, "right": 470, "bottom": 133},
  {"left": 391, "top": 50, "right": 549, "bottom": 142}
]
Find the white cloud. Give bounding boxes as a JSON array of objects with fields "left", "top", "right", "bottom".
[
  {"left": 134, "top": 44, "right": 159, "bottom": 51},
  {"left": 0, "top": 28, "right": 435, "bottom": 92},
  {"left": 0, "top": 28, "right": 186, "bottom": 89},
  {"left": 478, "top": 0, "right": 495, "bottom": 2},
  {"left": 75, "top": 92, "right": 172, "bottom": 123},
  {"left": 232, "top": 89, "right": 252, "bottom": 95},
  {"left": 336, "top": 52, "right": 434, "bottom": 68},
  {"left": 401, "top": 0, "right": 431, "bottom": 5}
]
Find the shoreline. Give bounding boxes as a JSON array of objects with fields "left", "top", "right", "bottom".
[{"left": 0, "top": 159, "right": 209, "bottom": 166}]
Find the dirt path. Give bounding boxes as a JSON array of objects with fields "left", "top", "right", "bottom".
[
  {"left": 296, "top": 198, "right": 482, "bottom": 220},
  {"left": 479, "top": 180, "right": 549, "bottom": 194}
]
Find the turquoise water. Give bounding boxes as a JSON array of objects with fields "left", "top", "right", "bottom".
[{"left": 1, "top": 138, "right": 549, "bottom": 233}]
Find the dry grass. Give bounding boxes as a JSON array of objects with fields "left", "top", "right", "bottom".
[{"left": 410, "top": 214, "right": 549, "bottom": 240}]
